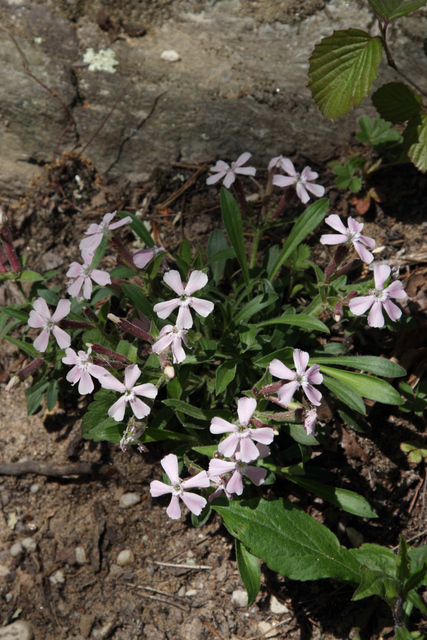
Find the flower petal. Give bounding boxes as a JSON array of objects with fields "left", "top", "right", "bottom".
[
  {"left": 226, "top": 470, "right": 243, "bottom": 496},
  {"left": 129, "top": 396, "right": 151, "bottom": 419},
  {"left": 51, "top": 299, "right": 71, "bottom": 322},
  {"left": 28, "top": 310, "right": 46, "bottom": 329},
  {"left": 296, "top": 182, "right": 310, "bottom": 203},
  {"left": 244, "top": 466, "right": 266, "bottom": 486},
  {"left": 279, "top": 158, "right": 297, "bottom": 176},
  {"left": 133, "top": 383, "right": 158, "bottom": 400},
  {"left": 108, "top": 396, "right": 127, "bottom": 422},
  {"left": 210, "top": 417, "right": 235, "bottom": 435},
  {"left": 189, "top": 297, "right": 214, "bottom": 318},
  {"left": 51, "top": 326, "right": 71, "bottom": 349},
  {"left": 237, "top": 397, "right": 257, "bottom": 426},
  {"left": 306, "top": 364, "right": 323, "bottom": 385},
  {"left": 383, "top": 299, "right": 402, "bottom": 322},
  {"left": 150, "top": 480, "right": 173, "bottom": 497},
  {"left": 124, "top": 363, "right": 141, "bottom": 389},
  {"left": 277, "top": 380, "right": 299, "bottom": 406},
  {"left": 171, "top": 338, "right": 186, "bottom": 364},
  {"left": 62, "top": 348, "right": 79, "bottom": 366},
  {"left": 91, "top": 269, "right": 112, "bottom": 286},
  {"left": 235, "top": 166, "right": 256, "bottom": 176},
  {"left": 359, "top": 234, "right": 376, "bottom": 250},
  {"left": 324, "top": 214, "right": 348, "bottom": 235},
  {"left": 250, "top": 427, "right": 275, "bottom": 445},
  {"left": 161, "top": 453, "right": 180, "bottom": 484},
  {"left": 33, "top": 329, "right": 50, "bottom": 352},
  {"left": 218, "top": 433, "right": 240, "bottom": 458},
  {"left": 305, "top": 182, "right": 325, "bottom": 198},
  {"left": 373, "top": 264, "right": 391, "bottom": 289},
  {"left": 78, "top": 370, "right": 95, "bottom": 395},
  {"left": 223, "top": 171, "right": 236, "bottom": 189},
  {"left": 353, "top": 242, "right": 374, "bottom": 264},
  {"left": 32, "top": 297, "right": 50, "bottom": 320},
  {"left": 293, "top": 349, "right": 309, "bottom": 375},
  {"left": 386, "top": 281, "right": 407, "bottom": 299},
  {"left": 176, "top": 305, "right": 193, "bottom": 329},
  {"left": 234, "top": 152, "right": 252, "bottom": 167},
  {"left": 185, "top": 270, "right": 208, "bottom": 295},
  {"left": 349, "top": 295, "right": 375, "bottom": 316},
  {"left": 347, "top": 217, "right": 364, "bottom": 234},
  {"left": 206, "top": 172, "right": 225, "bottom": 185},
  {"left": 100, "top": 372, "right": 125, "bottom": 393},
  {"left": 272, "top": 175, "right": 296, "bottom": 188},
  {"left": 164, "top": 270, "right": 185, "bottom": 295},
  {"left": 367, "top": 300, "right": 385, "bottom": 328},
  {"left": 181, "top": 492, "right": 207, "bottom": 516},
  {"left": 209, "top": 459, "right": 236, "bottom": 476},
  {"left": 166, "top": 495, "right": 182, "bottom": 519},
  {"left": 239, "top": 437, "right": 261, "bottom": 463},
  {"left": 181, "top": 470, "right": 210, "bottom": 490},
  {"left": 153, "top": 299, "right": 180, "bottom": 319},
  {"left": 269, "top": 359, "right": 295, "bottom": 381},
  {"left": 319, "top": 234, "right": 347, "bottom": 246},
  {"left": 304, "top": 383, "right": 322, "bottom": 406}
]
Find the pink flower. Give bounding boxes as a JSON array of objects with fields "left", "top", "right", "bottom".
[
  {"left": 272, "top": 158, "right": 325, "bottom": 203},
  {"left": 152, "top": 324, "right": 189, "bottom": 364},
  {"left": 348, "top": 264, "right": 407, "bottom": 328},
  {"left": 206, "top": 152, "right": 256, "bottom": 189},
  {"left": 62, "top": 347, "right": 107, "bottom": 395},
  {"left": 100, "top": 364, "right": 158, "bottom": 422},
  {"left": 320, "top": 214, "right": 376, "bottom": 264},
  {"left": 66, "top": 250, "right": 112, "bottom": 301},
  {"left": 210, "top": 397, "right": 274, "bottom": 463},
  {"left": 28, "top": 297, "right": 71, "bottom": 352},
  {"left": 302, "top": 407, "right": 318, "bottom": 436},
  {"left": 269, "top": 349, "right": 323, "bottom": 407},
  {"left": 150, "top": 453, "right": 210, "bottom": 519},
  {"left": 208, "top": 472, "right": 233, "bottom": 502},
  {"left": 80, "top": 211, "right": 132, "bottom": 252},
  {"left": 153, "top": 270, "right": 214, "bottom": 329},
  {"left": 133, "top": 245, "right": 165, "bottom": 269},
  {"left": 268, "top": 155, "right": 285, "bottom": 171},
  {"left": 208, "top": 445, "right": 269, "bottom": 497},
  {"left": 120, "top": 420, "right": 148, "bottom": 454}
]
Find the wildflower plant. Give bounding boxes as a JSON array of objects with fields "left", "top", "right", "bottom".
[{"left": 1, "top": 156, "right": 424, "bottom": 635}]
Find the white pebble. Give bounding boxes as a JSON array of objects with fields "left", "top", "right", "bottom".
[
  {"left": 270, "top": 595, "right": 289, "bottom": 614},
  {"left": 160, "top": 49, "right": 180, "bottom": 62},
  {"left": 49, "top": 569, "right": 65, "bottom": 585},
  {"left": 117, "top": 550, "right": 135, "bottom": 566},
  {"left": 119, "top": 493, "right": 141, "bottom": 508},
  {"left": 0, "top": 620, "right": 34, "bottom": 640},
  {"left": 30, "top": 484, "right": 40, "bottom": 494},
  {"left": 258, "top": 621, "right": 278, "bottom": 638},
  {"left": 185, "top": 589, "right": 197, "bottom": 597},
  {"left": 231, "top": 589, "right": 248, "bottom": 607},
  {"left": 75, "top": 546, "right": 87, "bottom": 565},
  {"left": 10, "top": 542, "right": 23, "bottom": 557},
  {"left": 177, "top": 586, "right": 185, "bottom": 597},
  {"left": 22, "top": 538, "right": 37, "bottom": 553}
]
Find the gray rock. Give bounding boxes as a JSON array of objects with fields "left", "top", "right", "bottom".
[
  {"left": 10, "top": 542, "right": 23, "bottom": 557},
  {"left": 231, "top": 589, "right": 248, "bottom": 607},
  {"left": 116, "top": 549, "right": 135, "bottom": 566},
  {"left": 21, "top": 538, "right": 37, "bottom": 553},
  {"left": 119, "top": 493, "right": 141, "bottom": 508},
  {"left": 0, "top": 621, "right": 34, "bottom": 640}
]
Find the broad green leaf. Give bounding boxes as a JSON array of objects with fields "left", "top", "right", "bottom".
[
  {"left": 311, "top": 355, "right": 405, "bottom": 377},
  {"left": 162, "top": 399, "right": 230, "bottom": 421},
  {"left": 82, "top": 390, "right": 119, "bottom": 438},
  {"left": 119, "top": 211, "right": 154, "bottom": 247},
  {"left": 351, "top": 544, "right": 396, "bottom": 575},
  {"left": 179, "top": 237, "right": 192, "bottom": 266},
  {"left": 308, "top": 29, "right": 383, "bottom": 119},
  {"left": 396, "top": 536, "right": 410, "bottom": 582},
  {"left": 372, "top": 82, "right": 422, "bottom": 123},
  {"left": 19, "top": 270, "right": 44, "bottom": 282},
  {"left": 212, "top": 497, "right": 361, "bottom": 583},
  {"left": 357, "top": 116, "right": 401, "bottom": 146},
  {"left": 368, "top": 0, "right": 427, "bottom": 20},
  {"left": 268, "top": 199, "right": 329, "bottom": 280},
  {"left": 121, "top": 283, "right": 156, "bottom": 320},
  {"left": 220, "top": 188, "right": 249, "bottom": 285},
  {"left": 37, "top": 288, "right": 59, "bottom": 306},
  {"left": 404, "top": 113, "right": 427, "bottom": 173},
  {"left": 235, "top": 539, "right": 261, "bottom": 606},
  {"left": 258, "top": 315, "right": 329, "bottom": 333},
  {"left": 216, "top": 360, "right": 237, "bottom": 394},
  {"left": 25, "top": 380, "right": 49, "bottom": 415},
  {"left": 322, "top": 374, "right": 367, "bottom": 415},
  {"left": 409, "top": 544, "right": 427, "bottom": 586},
  {"left": 46, "top": 378, "right": 58, "bottom": 412},
  {"left": 5, "top": 336, "right": 39, "bottom": 359},
  {"left": 320, "top": 366, "right": 404, "bottom": 405},
  {"left": 1, "top": 307, "right": 30, "bottom": 323},
  {"left": 352, "top": 566, "right": 399, "bottom": 602},
  {"left": 207, "top": 229, "right": 233, "bottom": 284},
  {"left": 234, "top": 293, "right": 278, "bottom": 325},
  {"left": 284, "top": 474, "right": 377, "bottom": 518},
  {"left": 83, "top": 417, "right": 124, "bottom": 443}
]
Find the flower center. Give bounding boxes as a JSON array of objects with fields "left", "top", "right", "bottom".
[
  {"left": 296, "top": 372, "right": 308, "bottom": 386},
  {"left": 371, "top": 286, "right": 388, "bottom": 302},
  {"left": 83, "top": 265, "right": 92, "bottom": 277},
  {"left": 124, "top": 388, "right": 134, "bottom": 399},
  {"left": 346, "top": 230, "right": 361, "bottom": 245},
  {"left": 172, "top": 481, "right": 183, "bottom": 496},
  {"left": 179, "top": 295, "right": 190, "bottom": 305},
  {"left": 237, "top": 423, "right": 249, "bottom": 437}
]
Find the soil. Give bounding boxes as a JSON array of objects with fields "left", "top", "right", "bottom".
[{"left": 1, "top": 4, "right": 427, "bottom": 640}]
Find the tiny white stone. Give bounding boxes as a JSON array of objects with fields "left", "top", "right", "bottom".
[
  {"left": 270, "top": 595, "right": 289, "bottom": 614},
  {"left": 177, "top": 586, "right": 185, "bottom": 597},
  {"left": 117, "top": 550, "right": 135, "bottom": 566},
  {"left": 0, "top": 620, "right": 34, "bottom": 640},
  {"left": 160, "top": 49, "right": 180, "bottom": 62},
  {"left": 258, "top": 621, "right": 278, "bottom": 638},
  {"left": 231, "top": 589, "right": 248, "bottom": 607},
  {"left": 185, "top": 589, "right": 197, "bottom": 597},
  {"left": 10, "top": 542, "right": 23, "bottom": 557},
  {"left": 49, "top": 569, "right": 65, "bottom": 585},
  {"left": 119, "top": 493, "right": 141, "bottom": 508},
  {"left": 75, "top": 546, "right": 87, "bottom": 565},
  {"left": 30, "top": 484, "right": 40, "bottom": 494},
  {"left": 0, "top": 565, "right": 10, "bottom": 578},
  {"left": 22, "top": 538, "right": 37, "bottom": 553}
]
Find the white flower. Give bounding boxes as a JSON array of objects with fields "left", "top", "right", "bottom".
[
  {"left": 152, "top": 324, "right": 189, "bottom": 364},
  {"left": 153, "top": 270, "right": 214, "bottom": 329},
  {"left": 272, "top": 158, "right": 325, "bottom": 203},
  {"left": 100, "top": 364, "right": 158, "bottom": 422},
  {"left": 80, "top": 211, "right": 132, "bottom": 252},
  {"left": 320, "top": 214, "right": 376, "bottom": 264},
  {"left": 349, "top": 264, "right": 407, "bottom": 327},
  {"left": 27, "top": 298, "right": 71, "bottom": 352},
  {"left": 206, "top": 152, "right": 256, "bottom": 189},
  {"left": 66, "top": 250, "right": 111, "bottom": 301}
]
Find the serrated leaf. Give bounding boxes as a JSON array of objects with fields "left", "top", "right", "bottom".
[
  {"left": 309, "top": 29, "right": 383, "bottom": 119},
  {"left": 368, "top": 0, "right": 427, "bottom": 20},
  {"left": 235, "top": 539, "right": 261, "bottom": 606},
  {"left": 212, "top": 497, "right": 361, "bottom": 583},
  {"left": 220, "top": 188, "right": 249, "bottom": 285},
  {"left": 372, "top": 82, "right": 422, "bottom": 123},
  {"left": 216, "top": 360, "right": 237, "bottom": 394},
  {"left": 320, "top": 365, "right": 404, "bottom": 405},
  {"left": 404, "top": 113, "right": 427, "bottom": 173},
  {"left": 311, "top": 355, "right": 406, "bottom": 377},
  {"left": 352, "top": 566, "right": 399, "bottom": 602}
]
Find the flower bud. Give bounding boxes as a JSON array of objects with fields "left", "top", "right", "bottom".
[
  {"left": 163, "top": 365, "right": 175, "bottom": 379},
  {"left": 333, "top": 301, "right": 343, "bottom": 323}
]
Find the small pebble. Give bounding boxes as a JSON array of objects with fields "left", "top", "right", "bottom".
[
  {"left": 1, "top": 492, "right": 10, "bottom": 506},
  {"left": 49, "top": 569, "right": 65, "bottom": 585},
  {"left": 117, "top": 550, "right": 135, "bottom": 566},
  {"left": 270, "top": 595, "right": 289, "bottom": 614},
  {"left": 0, "top": 565, "right": 10, "bottom": 578},
  {"left": 185, "top": 589, "right": 197, "bottom": 597},
  {"left": 22, "top": 538, "right": 37, "bottom": 553},
  {"left": 75, "top": 546, "right": 87, "bottom": 565},
  {"left": 30, "top": 484, "right": 40, "bottom": 494},
  {"left": 119, "top": 493, "right": 141, "bottom": 508},
  {"left": 10, "top": 542, "right": 23, "bottom": 557},
  {"left": 177, "top": 586, "right": 185, "bottom": 597},
  {"left": 258, "top": 621, "right": 278, "bottom": 638},
  {"left": 160, "top": 49, "right": 180, "bottom": 62},
  {"left": 231, "top": 589, "right": 248, "bottom": 608},
  {"left": 0, "top": 620, "right": 34, "bottom": 640}
]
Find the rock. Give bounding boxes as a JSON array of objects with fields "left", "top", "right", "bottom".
[
  {"left": 185, "top": 589, "right": 197, "bottom": 596},
  {"left": 29, "top": 484, "right": 40, "bottom": 494},
  {"left": 0, "top": 620, "right": 34, "bottom": 640},
  {"left": 119, "top": 493, "right": 141, "bottom": 508},
  {"left": 117, "top": 549, "right": 135, "bottom": 566},
  {"left": 270, "top": 595, "right": 289, "bottom": 614},
  {"left": 258, "top": 622, "right": 278, "bottom": 638},
  {"left": 0, "top": 565, "right": 10, "bottom": 578},
  {"left": 21, "top": 538, "right": 37, "bottom": 553},
  {"left": 160, "top": 49, "right": 181, "bottom": 62},
  {"left": 10, "top": 542, "right": 23, "bottom": 557},
  {"left": 231, "top": 589, "right": 248, "bottom": 607},
  {"left": 49, "top": 569, "right": 65, "bottom": 585},
  {"left": 75, "top": 546, "right": 87, "bottom": 565}
]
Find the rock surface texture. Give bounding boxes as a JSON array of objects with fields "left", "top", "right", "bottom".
[{"left": 0, "top": 0, "right": 426, "bottom": 194}]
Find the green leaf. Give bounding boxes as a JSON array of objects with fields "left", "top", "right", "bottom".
[
  {"left": 234, "top": 293, "right": 279, "bottom": 325},
  {"left": 352, "top": 566, "right": 399, "bottom": 602},
  {"left": 25, "top": 380, "right": 49, "bottom": 415},
  {"left": 372, "top": 82, "right": 423, "bottom": 124},
  {"left": 235, "top": 539, "right": 261, "bottom": 606},
  {"left": 322, "top": 374, "right": 367, "bottom": 415},
  {"left": 395, "top": 628, "right": 416, "bottom": 640},
  {"left": 320, "top": 366, "right": 404, "bottom": 405},
  {"left": 396, "top": 536, "right": 411, "bottom": 582},
  {"left": 121, "top": 283, "right": 156, "bottom": 320},
  {"left": 5, "top": 336, "right": 39, "bottom": 359},
  {"left": 83, "top": 417, "right": 124, "bottom": 443},
  {"left": 308, "top": 29, "right": 383, "bottom": 119},
  {"left": 46, "top": 378, "right": 58, "bottom": 412},
  {"left": 1, "top": 307, "right": 30, "bottom": 323},
  {"left": 212, "top": 497, "right": 361, "bottom": 583},
  {"left": 351, "top": 544, "right": 397, "bottom": 576},
  {"left": 82, "top": 390, "right": 121, "bottom": 440},
  {"left": 258, "top": 315, "right": 329, "bottom": 333},
  {"left": 268, "top": 199, "right": 329, "bottom": 280},
  {"left": 216, "top": 360, "right": 237, "bottom": 394},
  {"left": 404, "top": 113, "right": 427, "bottom": 173},
  {"left": 37, "top": 288, "right": 59, "bottom": 306},
  {"left": 220, "top": 188, "right": 249, "bottom": 285},
  {"left": 192, "top": 445, "right": 218, "bottom": 458},
  {"left": 407, "top": 590, "right": 427, "bottom": 619},
  {"left": 284, "top": 474, "right": 377, "bottom": 518},
  {"left": 119, "top": 211, "right": 154, "bottom": 247},
  {"left": 162, "top": 399, "right": 230, "bottom": 422},
  {"left": 207, "top": 230, "right": 232, "bottom": 284},
  {"left": 311, "top": 355, "right": 406, "bottom": 377},
  {"left": 18, "top": 270, "right": 44, "bottom": 282},
  {"left": 368, "top": 0, "right": 427, "bottom": 20},
  {"left": 179, "top": 238, "right": 192, "bottom": 266}
]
